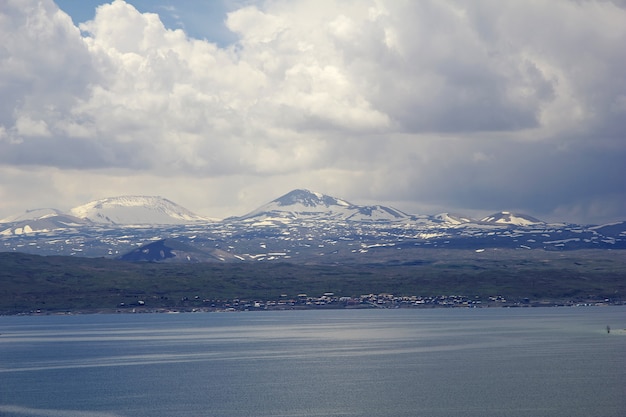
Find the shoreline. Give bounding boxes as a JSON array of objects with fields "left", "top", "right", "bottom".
[{"left": 3, "top": 298, "right": 623, "bottom": 316}]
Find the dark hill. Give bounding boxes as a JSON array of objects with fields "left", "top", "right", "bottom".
[
  {"left": 1, "top": 249, "right": 625, "bottom": 314},
  {"left": 120, "top": 239, "right": 188, "bottom": 262},
  {"left": 119, "top": 239, "right": 236, "bottom": 262}
]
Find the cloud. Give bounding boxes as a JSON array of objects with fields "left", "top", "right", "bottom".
[
  {"left": 0, "top": 0, "right": 624, "bottom": 223},
  {"left": 0, "top": 0, "right": 95, "bottom": 130}
]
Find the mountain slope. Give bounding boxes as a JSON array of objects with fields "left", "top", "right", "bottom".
[
  {"left": 70, "top": 196, "right": 210, "bottom": 225},
  {"left": 0, "top": 209, "right": 90, "bottom": 235},
  {"left": 0, "top": 208, "right": 67, "bottom": 223},
  {"left": 434, "top": 213, "right": 474, "bottom": 225},
  {"left": 345, "top": 205, "right": 411, "bottom": 222}
]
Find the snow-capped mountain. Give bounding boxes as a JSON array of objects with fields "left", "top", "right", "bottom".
[
  {"left": 434, "top": 213, "right": 474, "bottom": 225},
  {"left": 275, "top": 189, "right": 352, "bottom": 208},
  {"left": 480, "top": 211, "right": 544, "bottom": 226},
  {"left": 235, "top": 189, "right": 411, "bottom": 222},
  {"left": 70, "top": 196, "right": 210, "bottom": 225}
]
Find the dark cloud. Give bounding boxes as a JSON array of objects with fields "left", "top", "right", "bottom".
[{"left": 372, "top": 135, "right": 626, "bottom": 222}]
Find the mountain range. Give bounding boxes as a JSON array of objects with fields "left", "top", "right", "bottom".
[
  {"left": 1, "top": 189, "right": 624, "bottom": 262},
  {"left": 0, "top": 189, "right": 546, "bottom": 227}
]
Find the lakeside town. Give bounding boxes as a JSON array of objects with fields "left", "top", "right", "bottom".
[
  {"left": 99, "top": 292, "right": 623, "bottom": 314},
  {"left": 7, "top": 292, "right": 624, "bottom": 316}
]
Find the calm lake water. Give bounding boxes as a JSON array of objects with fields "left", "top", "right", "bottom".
[{"left": 1, "top": 307, "right": 624, "bottom": 417}]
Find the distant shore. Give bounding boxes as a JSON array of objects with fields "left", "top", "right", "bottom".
[{"left": 3, "top": 297, "right": 623, "bottom": 316}]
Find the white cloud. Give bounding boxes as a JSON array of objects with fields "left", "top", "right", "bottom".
[
  {"left": 15, "top": 115, "right": 51, "bottom": 137},
  {"left": 226, "top": 5, "right": 288, "bottom": 44},
  {"left": 0, "top": 0, "right": 624, "bottom": 223}
]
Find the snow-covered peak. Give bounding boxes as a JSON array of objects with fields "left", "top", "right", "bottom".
[
  {"left": 70, "top": 196, "right": 210, "bottom": 225},
  {"left": 238, "top": 190, "right": 353, "bottom": 221},
  {"left": 480, "top": 211, "right": 544, "bottom": 226},
  {"left": 274, "top": 189, "right": 351, "bottom": 208}
]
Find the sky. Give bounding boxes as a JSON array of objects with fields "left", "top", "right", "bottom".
[{"left": 1, "top": 0, "right": 625, "bottom": 224}]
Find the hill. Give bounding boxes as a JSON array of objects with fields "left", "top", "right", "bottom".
[{"left": 1, "top": 250, "right": 624, "bottom": 314}]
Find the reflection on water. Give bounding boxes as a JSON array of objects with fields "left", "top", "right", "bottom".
[
  {"left": 0, "top": 405, "right": 124, "bottom": 417},
  {"left": 1, "top": 307, "right": 625, "bottom": 417}
]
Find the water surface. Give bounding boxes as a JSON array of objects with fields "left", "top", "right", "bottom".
[{"left": 1, "top": 307, "right": 624, "bottom": 417}]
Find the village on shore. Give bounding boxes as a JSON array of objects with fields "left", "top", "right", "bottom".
[{"left": 17, "top": 292, "right": 617, "bottom": 315}]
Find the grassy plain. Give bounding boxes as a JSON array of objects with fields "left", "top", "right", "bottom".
[{"left": 1, "top": 249, "right": 624, "bottom": 313}]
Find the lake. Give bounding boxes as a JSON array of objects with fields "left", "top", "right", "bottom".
[{"left": 1, "top": 307, "right": 625, "bottom": 417}]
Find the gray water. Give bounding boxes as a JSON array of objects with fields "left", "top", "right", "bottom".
[{"left": 1, "top": 307, "right": 624, "bottom": 417}]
